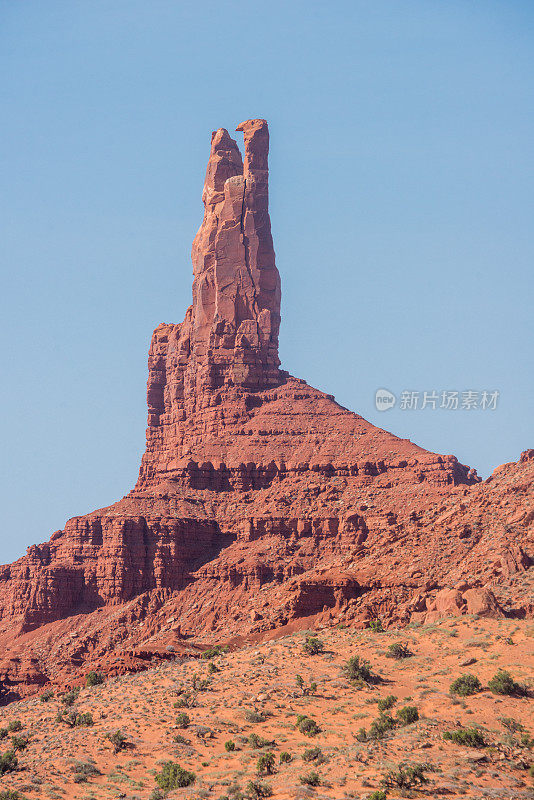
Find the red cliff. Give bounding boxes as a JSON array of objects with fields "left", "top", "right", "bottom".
[{"left": 0, "top": 121, "right": 532, "bottom": 701}]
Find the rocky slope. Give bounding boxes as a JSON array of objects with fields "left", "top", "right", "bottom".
[{"left": 0, "top": 120, "right": 532, "bottom": 703}]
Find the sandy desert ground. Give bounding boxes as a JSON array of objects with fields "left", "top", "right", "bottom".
[{"left": 0, "top": 617, "right": 532, "bottom": 800}]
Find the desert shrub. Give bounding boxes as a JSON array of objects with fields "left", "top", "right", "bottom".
[
  {"left": 155, "top": 761, "right": 195, "bottom": 790},
  {"left": 248, "top": 733, "right": 273, "bottom": 749},
  {"left": 245, "top": 709, "right": 266, "bottom": 723},
  {"left": 201, "top": 644, "right": 227, "bottom": 659},
  {"left": 40, "top": 689, "right": 54, "bottom": 702},
  {"left": 61, "top": 687, "right": 80, "bottom": 706},
  {"left": 10, "top": 735, "right": 29, "bottom": 751},
  {"left": 0, "top": 728, "right": 7, "bottom": 739},
  {"left": 296, "top": 714, "right": 321, "bottom": 736},
  {"left": 71, "top": 761, "right": 101, "bottom": 783},
  {"left": 381, "top": 763, "right": 427, "bottom": 789},
  {"left": 386, "top": 642, "right": 412, "bottom": 659},
  {"left": 302, "top": 746, "right": 325, "bottom": 763},
  {"left": 6, "top": 721, "right": 22, "bottom": 733},
  {"left": 500, "top": 716, "right": 524, "bottom": 733},
  {"left": 192, "top": 672, "right": 211, "bottom": 692},
  {"left": 149, "top": 790, "right": 165, "bottom": 800},
  {"left": 207, "top": 661, "right": 218, "bottom": 674},
  {"left": 356, "top": 726, "right": 368, "bottom": 742},
  {"left": 244, "top": 780, "right": 273, "bottom": 798},
  {"left": 377, "top": 694, "right": 397, "bottom": 712},
  {"left": 296, "top": 675, "right": 317, "bottom": 695},
  {"left": 75, "top": 712, "right": 94, "bottom": 727},
  {"left": 450, "top": 674, "right": 482, "bottom": 697},
  {"left": 279, "top": 751, "right": 292, "bottom": 763},
  {"left": 0, "top": 791, "right": 29, "bottom": 799},
  {"left": 106, "top": 730, "right": 127, "bottom": 752},
  {"left": 300, "top": 771, "right": 320, "bottom": 786},
  {"left": 342, "top": 655, "right": 378, "bottom": 684},
  {"left": 59, "top": 710, "right": 93, "bottom": 727},
  {"left": 256, "top": 751, "right": 276, "bottom": 775},
  {"left": 175, "top": 712, "right": 190, "bottom": 728},
  {"left": 85, "top": 671, "right": 104, "bottom": 687},
  {"left": 225, "top": 739, "right": 236, "bottom": 751},
  {"left": 302, "top": 636, "right": 324, "bottom": 656},
  {"left": 367, "top": 792, "right": 387, "bottom": 800},
  {"left": 488, "top": 669, "right": 527, "bottom": 696},
  {"left": 174, "top": 694, "right": 195, "bottom": 708},
  {"left": 369, "top": 619, "right": 384, "bottom": 632},
  {"left": 396, "top": 705, "right": 419, "bottom": 726},
  {"left": 0, "top": 751, "right": 18, "bottom": 776},
  {"left": 369, "top": 713, "right": 396, "bottom": 740},
  {"left": 443, "top": 727, "right": 486, "bottom": 747}
]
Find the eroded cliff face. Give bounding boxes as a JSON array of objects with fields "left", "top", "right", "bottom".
[{"left": 0, "top": 121, "right": 531, "bottom": 701}]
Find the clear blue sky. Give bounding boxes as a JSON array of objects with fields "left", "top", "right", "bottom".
[{"left": 1, "top": 1, "right": 533, "bottom": 563}]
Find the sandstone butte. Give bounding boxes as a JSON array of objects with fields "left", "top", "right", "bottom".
[{"left": 0, "top": 120, "right": 532, "bottom": 703}]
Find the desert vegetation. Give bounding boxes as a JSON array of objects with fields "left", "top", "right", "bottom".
[{"left": 0, "top": 618, "right": 531, "bottom": 799}]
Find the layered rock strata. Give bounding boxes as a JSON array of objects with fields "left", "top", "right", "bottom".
[{"left": 0, "top": 121, "right": 531, "bottom": 701}]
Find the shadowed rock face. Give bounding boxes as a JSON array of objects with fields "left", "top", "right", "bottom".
[{"left": 0, "top": 121, "right": 531, "bottom": 702}]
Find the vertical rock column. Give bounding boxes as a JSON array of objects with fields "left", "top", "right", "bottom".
[{"left": 186, "top": 119, "right": 281, "bottom": 402}]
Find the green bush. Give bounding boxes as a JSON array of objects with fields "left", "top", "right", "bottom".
[
  {"left": 0, "top": 751, "right": 18, "bottom": 776},
  {"left": 302, "top": 636, "right": 324, "bottom": 656},
  {"left": 85, "top": 671, "right": 104, "bottom": 687},
  {"left": 256, "top": 751, "right": 276, "bottom": 775},
  {"left": 225, "top": 739, "right": 236, "bottom": 751},
  {"left": 443, "top": 727, "right": 486, "bottom": 747},
  {"left": 6, "top": 721, "right": 22, "bottom": 733},
  {"left": 155, "top": 761, "right": 195, "bottom": 790},
  {"left": 381, "top": 763, "right": 427, "bottom": 789},
  {"left": 174, "top": 687, "right": 198, "bottom": 707},
  {"left": 61, "top": 687, "right": 80, "bottom": 706},
  {"left": 248, "top": 733, "right": 273, "bottom": 749},
  {"left": 367, "top": 792, "right": 387, "bottom": 800},
  {"left": 396, "top": 705, "right": 419, "bottom": 726},
  {"left": 369, "top": 713, "right": 396, "bottom": 740},
  {"left": 40, "top": 689, "right": 54, "bottom": 702},
  {"left": 0, "top": 791, "right": 29, "bottom": 800},
  {"left": 75, "top": 712, "right": 94, "bottom": 727},
  {"left": 201, "top": 644, "right": 227, "bottom": 659},
  {"left": 356, "top": 726, "right": 368, "bottom": 742},
  {"left": 302, "top": 746, "right": 325, "bottom": 763},
  {"left": 488, "top": 669, "right": 526, "bottom": 696},
  {"left": 59, "top": 710, "right": 93, "bottom": 727},
  {"left": 296, "top": 674, "right": 317, "bottom": 696},
  {"left": 300, "top": 771, "right": 320, "bottom": 786},
  {"left": 10, "top": 735, "right": 29, "bottom": 751},
  {"left": 71, "top": 761, "right": 101, "bottom": 783},
  {"left": 369, "top": 619, "right": 384, "bottom": 632},
  {"left": 244, "top": 780, "right": 273, "bottom": 798},
  {"left": 106, "top": 730, "right": 127, "bottom": 752},
  {"left": 0, "top": 728, "right": 7, "bottom": 740},
  {"left": 377, "top": 695, "right": 397, "bottom": 712},
  {"left": 296, "top": 715, "right": 321, "bottom": 736},
  {"left": 245, "top": 709, "right": 266, "bottom": 723},
  {"left": 175, "top": 712, "right": 190, "bottom": 728},
  {"left": 342, "top": 655, "right": 378, "bottom": 684},
  {"left": 450, "top": 674, "right": 482, "bottom": 697},
  {"left": 279, "top": 751, "right": 292, "bottom": 763},
  {"left": 386, "top": 642, "right": 412, "bottom": 659}
]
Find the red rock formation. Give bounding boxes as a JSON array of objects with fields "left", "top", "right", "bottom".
[{"left": 0, "top": 120, "right": 531, "bottom": 701}]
